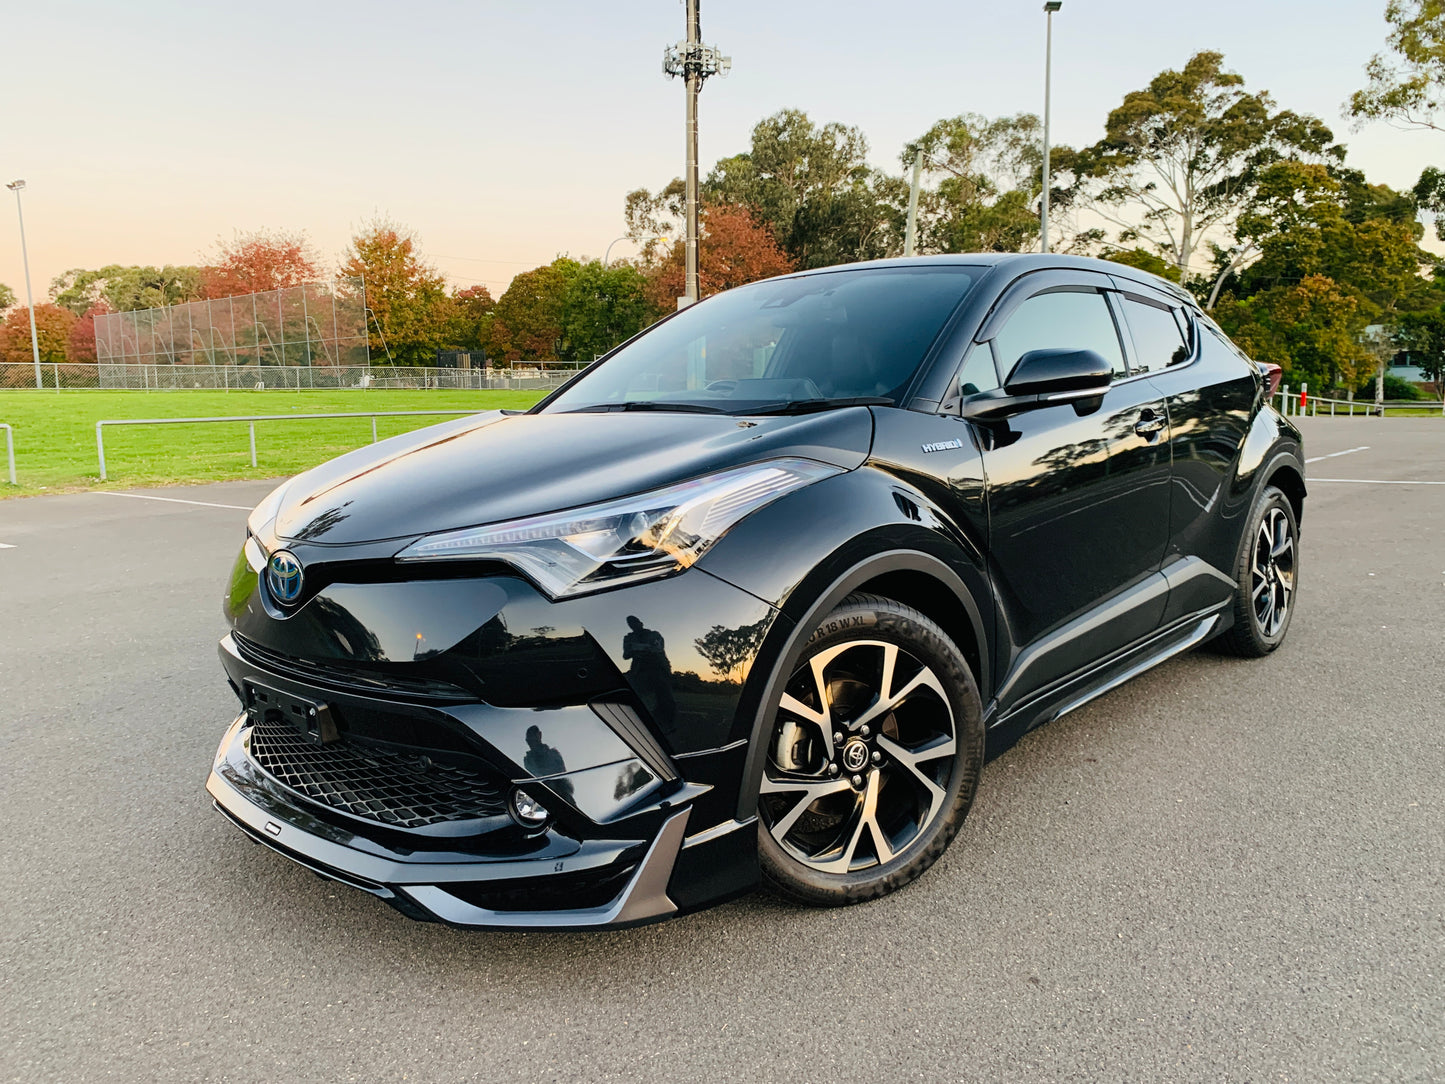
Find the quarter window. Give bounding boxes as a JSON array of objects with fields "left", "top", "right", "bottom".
[
  {"left": 957, "top": 345, "right": 1000, "bottom": 395},
  {"left": 1122, "top": 297, "right": 1190, "bottom": 373},
  {"left": 992, "top": 289, "right": 1127, "bottom": 382}
]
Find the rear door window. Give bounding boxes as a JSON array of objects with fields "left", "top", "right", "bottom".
[{"left": 1122, "top": 297, "right": 1190, "bottom": 373}]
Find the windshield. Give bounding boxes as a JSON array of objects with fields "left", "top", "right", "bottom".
[{"left": 540, "top": 265, "right": 978, "bottom": 415}]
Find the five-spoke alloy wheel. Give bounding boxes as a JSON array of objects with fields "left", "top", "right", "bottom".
[{"left": 757, "top": 594, "right": 983, "bottom": 906}]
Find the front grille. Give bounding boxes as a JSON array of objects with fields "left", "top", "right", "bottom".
[
  {"left": 233, "top": 633, "right": 472, "bottom": 702},
  {"left": 247, "top": 716, "right": 509, "bottom": 829}
]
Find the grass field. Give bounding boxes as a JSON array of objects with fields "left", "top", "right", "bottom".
[{"left": 0, "top": 389, "right": 548, "bottom": 498}]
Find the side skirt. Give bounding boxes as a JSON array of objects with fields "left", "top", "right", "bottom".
[{"left": 989, "top": 604, "right": 1227, "bottom": 743}]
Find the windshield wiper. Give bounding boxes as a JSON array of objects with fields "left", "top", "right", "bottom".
[
  {"left": 563, "top": 401, "right": 731, "bottom": 415},
  {"left": 741, "top": 396, "right": 894, "bottom": 416}
]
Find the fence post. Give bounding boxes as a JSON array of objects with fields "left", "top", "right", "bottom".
[
  {"left": 248, "top": 422, "right": 257, "bottom": 468},
  {"left": 371, "top": 416, "right": 378, "bottom": 443},
  {"left": 96, "top": 422, "right": 107, "bottom": 481},
  {"left": 1281, "top": 384, "right": 1289, "bottom": 416},
  {"left": 2, "top": 425, "right": 14, "bottom": 485}
]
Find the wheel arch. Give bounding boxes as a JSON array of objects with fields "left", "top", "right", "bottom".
[
  {"left": 733, "top": 549, "right": 990, "bottom": 822},
  {"left": 1265, "top": 461, "right": 1306, "bottom": 527}
]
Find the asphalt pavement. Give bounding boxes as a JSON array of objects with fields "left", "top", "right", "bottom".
[{"left": 1, "top": 418, "right": 1441, "bottom": 1083}]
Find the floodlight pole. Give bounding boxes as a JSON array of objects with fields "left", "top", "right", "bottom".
[
  {"left": 663, "top": 0, "right": 729, "bottom": 309},
  {"left": 7, "top": 180, "right": 42, "bottom": 389},
  {"left": 1041, "top": 2, "right": 1061, "bottom": 254}
]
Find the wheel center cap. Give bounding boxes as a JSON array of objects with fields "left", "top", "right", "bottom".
[{"left": 841, "top": 739, "right": 869, "bottom": 773}]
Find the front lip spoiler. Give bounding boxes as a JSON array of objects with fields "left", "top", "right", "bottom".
[{"left": 207, "top": 714, "right": 693, "bottom": 931}]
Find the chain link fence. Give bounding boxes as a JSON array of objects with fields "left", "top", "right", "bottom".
[
  {"left": 94, "top": 279, "right": 369, "bottom": 370},
  {"left": 0, "top": 362, "right": 579, "bottom": 392}
]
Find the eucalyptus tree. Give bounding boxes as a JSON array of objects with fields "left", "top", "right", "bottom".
[{"left": 1078, "top": 51, "right": 1339, "bottom": 280}]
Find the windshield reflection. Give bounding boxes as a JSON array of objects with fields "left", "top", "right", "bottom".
[{"left": 541, "top": 265, "right": 980, "bottom": 416}]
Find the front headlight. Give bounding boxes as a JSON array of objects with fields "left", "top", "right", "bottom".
[{"left": 394, "top": 458, "right": 842, "bottom": 599}]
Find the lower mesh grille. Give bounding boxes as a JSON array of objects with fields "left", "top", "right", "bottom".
[{"left": 246, "top": 716, "right": 509, "bottom": 829}]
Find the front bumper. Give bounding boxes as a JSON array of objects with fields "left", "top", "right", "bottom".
[
  {"left": 209, "top": 581, "right": 766, "bottom": 930},
  {"left": 211, "top": 712, "right": 726, "bottom": 928},
  {"left": 208, "top": 710, "right": 759, "bottom": 929}
]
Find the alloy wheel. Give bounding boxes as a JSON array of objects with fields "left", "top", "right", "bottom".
[
  {"left": 761, "top": 640, "right": 957, "bottom": 874},
  {"left": 1250, "top": 506, "right": 1296, "bottom": 638}
]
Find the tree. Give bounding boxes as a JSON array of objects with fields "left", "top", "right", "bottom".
[
  {"left": 693, "top": 618, "right": 771, "bottom": 683},
  {"left": 624, "top": 178, "right": 686, "bottom": 264},
  {"left": 0, "top": 283, "right": 14, "bottom": 312},
  {"left": 202, "top": 229, "right": 322, "bottom": 298},
  {"left": 338, "top": 220, "right": 451, "bottom": 366},
  {"left": 704, "top": 109, "right": 894, "bottom": 268},
  {"left": 67, "top": 302, "right": 111, "bottom": 364},
  {"left": 50, "top": 265, "right": 205, "bottom": 314},
  {"left": 1393, "top": 307, "right": 1445, "bottom": 385},
  {"left": 1350, "top": 1, "right": 1445, "bottom": 132},
  {"left": 1077, "top": 52, "right": 1340, "bottom": 277},
  {"left": 560, "top": 262, "right": 653, "bottom": 361},
  {"left": 0, "top": 304, "right": 79, "bottom": 367},
  {"left": 1104, "top": 248, "right": 1182, "bottom": 282},
  {"left": 1213, "top": 275, "right": 1373, "bottom": 390},
  {"left": 444, "top": 284, "right": 495, "bottom": 353},
  {"left": 645, "top": 202, "right": 796, "bottom": 310},
  {"left": 487, "top": 259, "right": 580, "bottom": 362},
  {"left": 1225, "top": 162, "right": 1425, "bottom": 311},
  {"left": 902, "top": 113, "right": 1075, "bottom": 254}
]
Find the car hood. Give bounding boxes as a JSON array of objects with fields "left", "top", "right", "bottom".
[{"left": 273, "top": 407, "right": 874, "bottom": 546}]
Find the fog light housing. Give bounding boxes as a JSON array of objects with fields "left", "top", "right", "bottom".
[{"left": 510, "top": 788, "right": 550, "bottom": 828}]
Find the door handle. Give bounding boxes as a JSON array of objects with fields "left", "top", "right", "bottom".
[{"left": 1134, "top": 412, "right": 1166, "bottom": 438}]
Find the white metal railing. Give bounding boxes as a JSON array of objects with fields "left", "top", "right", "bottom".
[
  {"left": 1274, "top": 386, "right": 1445, "bottom": 417},
  {"left": 94, "top": 409, "right": 480, "bottom": 481},
  {"left": 0, "top": 423, "right": 13, "bottom": 485}
]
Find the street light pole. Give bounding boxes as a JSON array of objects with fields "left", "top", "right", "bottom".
[
  {"left": 1040, "top": 2, "right": 1061, "bottom": 254},
  {"left": 603, "top": 236, "right": 632, "bottom": 268},
  {"left": 6, "top": 180, "right": 42, "bottom": 389},
  {"left": 663, "top": 0, "right": 729, "bottom": 309}
]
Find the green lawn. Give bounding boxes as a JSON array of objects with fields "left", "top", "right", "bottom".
[{"left": 0, "top": 389, "right": 547, "bottom": 497}]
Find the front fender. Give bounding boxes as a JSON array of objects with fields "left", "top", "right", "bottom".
[{"left": 697, "top": 468, "right": 994, "bottom": 822}]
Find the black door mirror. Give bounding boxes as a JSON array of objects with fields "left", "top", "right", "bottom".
[
  {"left": 963, "top": 348, "right": 1112, "bottom": 420},
  {"left": 1005, "top": 348, "right": 1113, "bottom": 396}
]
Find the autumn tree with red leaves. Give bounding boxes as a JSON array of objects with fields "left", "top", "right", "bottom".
[
  {"left": 339, "top": 220, "right": 451, "bottom": 366},
  {"left": 0, "top": 304, "right": 79, "bottom": 384},
  {"left": 67, "top": 302, "right": 112, "bottom": 364},
  {"left": 203, "top": 229, "right": 323, "bottom": 298},
  {"left": 645, "top": 203, "right": 795, "bottom": 311}
]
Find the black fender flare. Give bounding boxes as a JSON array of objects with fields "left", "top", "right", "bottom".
[{"left": 733, "top": 548, "right": 989, "bottom": 822}]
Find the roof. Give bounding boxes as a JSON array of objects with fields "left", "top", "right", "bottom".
[{"left": 775, "top": 253, "right": 1198, "bottom": 310}]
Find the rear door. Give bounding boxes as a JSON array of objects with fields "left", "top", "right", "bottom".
[
  {"left": 971, "top": 274, "right": 1172, "bottom": 710},
  {"left": 1111, "top": 280, "right": 1258, "bottom": 618}
]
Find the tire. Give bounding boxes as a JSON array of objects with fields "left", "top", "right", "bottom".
[
  {"left": 1217, "top": 484, "right": 1299, "bottom": 657},
  {"left": 756, "top": 593, "right": 985, "bottom": 907}
]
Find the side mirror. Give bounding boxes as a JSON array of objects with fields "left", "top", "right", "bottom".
[{"left": 962, "top": 348, "right": 1112, "bottom": 420}]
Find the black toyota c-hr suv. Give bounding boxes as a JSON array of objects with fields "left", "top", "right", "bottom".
[{"left": 208, "top": 254, "right": 1304, "bottom": 929}]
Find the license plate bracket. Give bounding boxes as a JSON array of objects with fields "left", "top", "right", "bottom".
[{"left": 244, "top": 680, "right": 340, "bottom": 745}]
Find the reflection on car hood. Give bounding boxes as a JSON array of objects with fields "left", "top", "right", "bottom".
[{"left": 273, "top": 407, "right": 874, "bottom": 545}]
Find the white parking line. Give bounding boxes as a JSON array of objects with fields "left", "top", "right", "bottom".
[
  {"left": 94, "top": 491, "right": 251, "bottom": 511},
  {"left": 0, "top": 542, "right": 15, "bottom": 549},
  {"left": 1305, "top": 446, "right": 1369, "bottom": 464},
  {"left": 1308, "top": 478, "right": 1445, "bottom": 485}
]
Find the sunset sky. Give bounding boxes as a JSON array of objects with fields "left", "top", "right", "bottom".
[{"left": 0, "top": 0, "right": 1432, "bottom": 302}]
